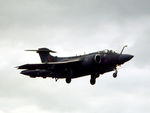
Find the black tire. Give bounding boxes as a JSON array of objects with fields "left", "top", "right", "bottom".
[
  {"left": 90, "top": 78, "right": 96, "bottom": 85},
  {"left": 66, "top": 78, "right": 71, "bottom": 84},
  {"left": 113, "top": 73, "right": 117, "bottom": 78}
]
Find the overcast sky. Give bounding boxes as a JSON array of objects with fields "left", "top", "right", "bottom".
[{"left": 0, "top": 0, "right": 150, "bottom": 113}]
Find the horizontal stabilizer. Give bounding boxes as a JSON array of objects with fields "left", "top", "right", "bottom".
[{"left": 25, "top": 48, "right": 56, "bottom": 53}]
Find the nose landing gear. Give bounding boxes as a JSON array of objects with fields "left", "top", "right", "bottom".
[{"left": 113, "top": 69, "right": 118, "bottom": 78}]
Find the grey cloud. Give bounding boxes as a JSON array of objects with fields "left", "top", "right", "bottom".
[{"left": 0, "top": 0, "right": 150, "bottom": 28}]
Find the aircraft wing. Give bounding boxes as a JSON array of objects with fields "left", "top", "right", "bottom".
[
  {"left": 17, "top": 58, "right": 81, "bottom": 70},
  {"left": 49, "top": 59, "right": 81, "bottom": 64}
]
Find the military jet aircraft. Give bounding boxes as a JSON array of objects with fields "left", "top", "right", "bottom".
[{"left": 17, "top": 45, "right": 133, "bottom": 85}]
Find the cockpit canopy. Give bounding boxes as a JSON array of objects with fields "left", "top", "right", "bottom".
[{"left": 98, "top": 49, "right": 117, "bottom": 54}]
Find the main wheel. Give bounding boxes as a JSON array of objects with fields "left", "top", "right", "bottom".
[
  {"left": 90, "top": 78, "right": 96, "bottom": 85},
  {"left": 66, "top": 78, "right": 71, "bottom": 84}
]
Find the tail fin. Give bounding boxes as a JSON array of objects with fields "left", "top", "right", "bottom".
[{"left": 25, "top": 48, "right": 57, "bottom": 63}]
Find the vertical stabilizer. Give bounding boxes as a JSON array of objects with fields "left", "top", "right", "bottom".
[{"left": 25, "top": 48, "right": 57, "bottom": 63}]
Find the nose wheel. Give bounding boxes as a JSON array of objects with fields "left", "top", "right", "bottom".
[{"left": 113, "top": 69, "right": 118, "bottom": 78}]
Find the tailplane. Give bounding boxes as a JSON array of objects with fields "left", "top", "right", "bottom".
[{"left": 25, "top": 48, "right": 57, "bottom": 63}]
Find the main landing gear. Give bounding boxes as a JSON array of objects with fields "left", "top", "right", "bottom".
[
  {"left": 90, "top": 73, "right": 99, "bottom": 85},
  {"left": 66, "top": 77, "right": 71, "bottom": 84},
  {"left": 113, "top": 69, "right": 118, "bottom": 78},
  {"left": 65, "top": 68, "right": 72, "bottom": 84}
]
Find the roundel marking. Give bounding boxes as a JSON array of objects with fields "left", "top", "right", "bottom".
[{"left": 48, "top": 56, "right": 51, "bottom": 62}]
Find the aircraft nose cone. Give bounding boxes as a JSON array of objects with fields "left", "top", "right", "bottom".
[{"left": 119, "top": 54, "right": 134, "bottom": 64}]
